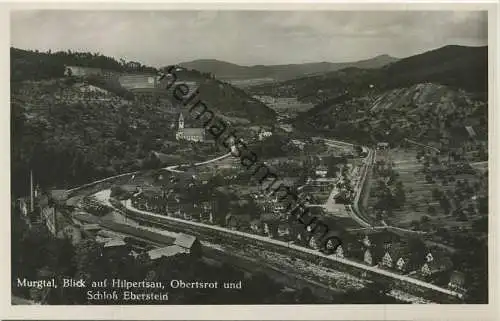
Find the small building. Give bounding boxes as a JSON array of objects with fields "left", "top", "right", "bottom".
[
  {"left": 250, "top": 219, "right": 263, "bottom": 234},
  {"left": 448, "top": 271, "right": 466, "bottom": 292},
  {"left": 425, "top": 251, "right": 434, "bottom": 263},
  {"left": 377, "top": 142, "right": 390, "bottom": 150},
  {"left": 277, "top": 222, "right": 290, "bottom": 237},
  {"left": 200, "top": 201, "right": 215, "bottom": 223},
  {"left": 103, "top": 238, "right": 127, "bottom": 249},
  {"left": 64, "top": 65, "right": 104, "bottom": 77},
  {"left": 258, "top": 128, "right": 273, "bottom": 141},
  {"left": 96, "top": 237, "right": 129, "bottom": 257},
  {"left": 308, "top": 234, "right": 321, "bottom": 250},
  {"left": 465, "top": 126, "right": 477, "bottom": 140},
  {"left": 82, "top": 224, "right": 101, "bottom": 232},
  {"left": 315, "top": 165, "right": 328, "bottom": 178},
  {"left": 290, "top": 139, "right": 306, "bottom": 150},
  {"left": 335, "top": 245, "right": 345, "bottom": 258},
  {"left": 225, "top": 214, "right": 238, "bottom": 230},
  {"left": 421, "top": 257, "right": 453, "bottom": 277},
  {"left": 261, "top": 213, "right": 280, "bottom": 238},
  {"left": 361, "top": 248, "right": 374, "bottom": 265},
  {"left": 381, "top": 246, "right": 410, "bottom": 272},
  {"left": 173, "top": 233, "right": 201, "bottom": 256},
  {"left": 147, "top": 246, "right": 184, "bottom": 260}
]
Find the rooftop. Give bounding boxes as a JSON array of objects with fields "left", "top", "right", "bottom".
[
  {"left": 174, "top": 233, "right": 197, "bottom": 249},
  {"left": 148, "top": 245, "right": 183, "bottom": 260},
  {"left": 102, "top": 238, "right": 127, "bottom": 248},
  {"left": 50, "top": 189, "right": 68, "bottom": 202}
]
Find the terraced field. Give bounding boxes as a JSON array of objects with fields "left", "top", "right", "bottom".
[
  {"left": 367, "top": 148, "right": 436, "bottom": 227},
  {"left": 368, "top": 146, "right": 487, "bottom": 231}
]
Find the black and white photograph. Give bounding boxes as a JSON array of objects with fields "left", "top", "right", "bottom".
[{"left": 9, "top": 7, "right": 491, "bottom": 307}]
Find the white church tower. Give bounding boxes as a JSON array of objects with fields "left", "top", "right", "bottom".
[
  {"left": 176, "top": 113, "right": 185, "bottom": 140},
  {"left": 178, "top": 113, "right": 184, "bottom": 130}
]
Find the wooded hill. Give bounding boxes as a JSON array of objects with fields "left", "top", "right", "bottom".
[
  {"left": 249, "top": 45, "right": 488, "bottom": 104},
  {"left": 10, "top": 48, "right": 276, "bottom": 196},
  {"left": 179, "top": 54, "right": 399, "bottom": 81}
]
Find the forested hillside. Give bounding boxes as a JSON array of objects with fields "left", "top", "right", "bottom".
[
  {"left": 295, "top": 83, "right": 487, "bottom": 149},
  {"left": 11, "top": 48, "right": 275, "bottom": 197},
  {"left": 249, "top": 45, "right": 488, "bottom": 105},
  {"left": 179, "top": 54, "right": 399, "bottom": 81},
  {"left": 11, "top": 47, "right": 158, "bottom": 81}
]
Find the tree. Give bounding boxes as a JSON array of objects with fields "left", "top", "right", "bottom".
[
  {"left": 73, "top": 239, "right": 104, "bottom": 282},
  {"left": 431, "top": 188, "right": 442, "bottom": 201},
  {"left": 394, "top": 181, "right": 406, "bottom": 208},
  {"left": 421, "top": 215, "right": 431, "bottom": 225},
  {"left": 410, "top": 220, "right": 420, "bottom": 230},
  {"left": 439, "top": 197, "right": 451, "bottom": 214}
]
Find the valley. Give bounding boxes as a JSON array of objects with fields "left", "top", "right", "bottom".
[{"left": 11, "top": 43, "right": 488, "bottom": 305}]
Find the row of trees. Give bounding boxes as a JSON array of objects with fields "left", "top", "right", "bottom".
[
  {"left": 371, "top": 160, "right": 406, "bottom": 221},
  {"left": 11, "top": 47, "right": 158, "bottom": 82}
]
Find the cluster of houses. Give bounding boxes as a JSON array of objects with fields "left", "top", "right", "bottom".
[
  {"left": 131, "top": 190, "right": 217, "bottom": 224},
  {"left": 17, "top": 188, "right": 203, "bottom": 263},
  {"left": 16, "top": 188, "right": 83, "bottom": 245},
  {"left": 311, "top": 229, "right": 466, "bottom": 292},
  {"left": 81, "top": 196, "right": 112, "bottom": 216},
  {"left": 258, "top": 127, "right": 273, "bottom": 141},
  {"left": 127, "top": 189, "right": 466, "bottom": 293},
  {"left": 72, "top": 212, "right": 201, "bottom": 261}
]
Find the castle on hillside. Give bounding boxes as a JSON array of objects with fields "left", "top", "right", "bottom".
[{"left": 175, "top": 112, "right": 205, "bottom": 142}]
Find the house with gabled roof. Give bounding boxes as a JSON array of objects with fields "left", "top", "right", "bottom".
[
  {"left": 381, "top": 245, "right": 411, "bottom": 272},
  {"left": 421, "top": 256, "right": 454, "bottom": 277},
  {"left": 250, "top": 219, "right": 263, "bottom": 235},
  {"left": 368, "top": 229, "right": 402, "bottom": 251},
  {"left": 448, "top": 271, "right": 466, "bottom": 292},
  {"left": 174, "top": 233, "right": 200, "bottom": 254}
]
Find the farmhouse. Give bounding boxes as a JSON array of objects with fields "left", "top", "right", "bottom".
[
  {"left": 421, "top": 257, "right": 454, "bottom": 277},
  {"left": 381, "top": 246, "right": 411, "bottom": 272},
  {"left": 448, "top": 271, "right": 466, "bottom": 292}
]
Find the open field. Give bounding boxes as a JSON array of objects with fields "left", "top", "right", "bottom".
[
  {"left": 367, "top": 147, "right": 487, "bottom": 232},
  {"left": 367, "top": 148, "right": 437, "bottom": 227},
  {"left": 253, "top": 95, "right": 315, "bottom": 115},
  {"left": 227, "top": 78, "right": 276, "bottom": 88}
]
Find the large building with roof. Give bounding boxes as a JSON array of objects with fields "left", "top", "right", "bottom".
[
  {"left": 175, "top": 112, "right": 206, "bottom": 142},
  {"left": 147, "top": 233, "right": 201, "bottom": 261}
]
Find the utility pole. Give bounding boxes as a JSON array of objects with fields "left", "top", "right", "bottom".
[{"left": 30, "top": 170, "right": 34, "bottom": 213}]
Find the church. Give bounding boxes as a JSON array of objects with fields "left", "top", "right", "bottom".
[{"left": 175, "top": 112, "right": 206, "bottom": 142}]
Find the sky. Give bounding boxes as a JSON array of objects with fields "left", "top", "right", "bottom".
[{"left": 10, "top": 10, "right": 488, "bottom": 67}]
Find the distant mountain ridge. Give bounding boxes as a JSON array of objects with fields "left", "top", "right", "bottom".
[
  {"left": 248, "top": 45, "right": 488, "bottom": 105},
  {"left": 178, "top": 54, "right": 399, "bottom": 81}
]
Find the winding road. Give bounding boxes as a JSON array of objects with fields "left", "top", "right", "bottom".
[
  {"left": 65, "top": 135, "right": 459, "bottom": 302},
  {"left": 317, "top": 137, "right": 376, "bottom": 228}
]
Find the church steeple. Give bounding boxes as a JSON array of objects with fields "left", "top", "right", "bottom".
[{"left": 178, "top": 113, "right": 184, "bottom": 130}]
